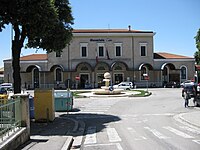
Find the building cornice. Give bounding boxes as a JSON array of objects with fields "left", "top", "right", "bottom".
[{"left": 73, "top": 32, "right": 156, "bottom": 37}]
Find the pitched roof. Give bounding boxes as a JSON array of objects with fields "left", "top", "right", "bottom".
[
  {"left": 154, "top": 52, "right": 193, "bottom": 59},
  {"left": 73, "top": 29, "right": 153, "bottom": 33},
  {"left": 20, "top": 54, "right": 47, "bottom": 61},
  {"left": 0, "top": 67, "right": 4, "bottom": 72}
]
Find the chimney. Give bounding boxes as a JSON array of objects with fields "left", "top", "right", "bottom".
[{"left": 128, "top": 25, "right": 131, "bottom": 31}]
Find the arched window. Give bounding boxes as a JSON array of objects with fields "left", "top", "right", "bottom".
[
  {"left": 81, "top": 66, "right": 88, "bottom": 71},
  {"left": 55, "top": 68, "right": 62, "bottom": 82},
  {"left": 141, "top": 66, "right": 148, "bottom": 80},
  {"left": 180, "top": 66, "right": 187, "bottom": 80},
  {"left": 114, "top": 66, "right": 122, "bottom": 70},
  {"left": 97, "top": 66, "right": 105, "bottom": 70},
  {"left": 163, "top": 66, "right": 169, "bottom": 82}
]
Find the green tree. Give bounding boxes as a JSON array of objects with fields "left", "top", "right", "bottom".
[
  {"left": 194, "top": 29, "right": 200, "bottom": 64},
  {"left": 0, "top": 0, "right": 73, "bottom": 93},
  {"left": 194, "top": 51, "right": 200, "bottom": 65},
  {"left": 195, "top": 28, "right": 200, "bottom": 51}
]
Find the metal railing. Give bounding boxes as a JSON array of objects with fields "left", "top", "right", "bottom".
[{"left": 0, "top": 98, "right": 22, "bottom": 142}]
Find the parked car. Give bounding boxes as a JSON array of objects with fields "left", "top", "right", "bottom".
[
  {"left": 180, "top": 80, "right": 195, "bottom": 87},
  {"left": 182, "top": 83, "right": 196, "bottom": 99},
  {"left": 113, "top": 82, "right": 133, "bottom": 90},
  {"left": 0, "top": 87, "right": 7, "bottom": 95},
  {"left": 194, "top": 84, "right": 200, "bottom": 107},
  {"left": 0, "top": 83, "right": 13, "bottom": 91}
]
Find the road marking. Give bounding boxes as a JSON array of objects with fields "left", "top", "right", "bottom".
[
  {"left": 163, "top": 126, "right": 194, "bottom": 138},
  {"left": 85, "top": 143, "right": 123, "bottom": 150},
  {"left": 107, "top": 128, "right": 122, "bottom": 142},
  {"left": 144, "top": 127, "right": 169, "bottom": 139},
  {"left": 134, "top": 136, "right": 147, "bottom": 140},
  {"left": 127, "top": 127, "right": 136, "bottom": 132},
  {"left": 193, "top": 140, "right": 200, "bottom": 145},
  {"left": 143, "top": 113, "right": 174, "bottom": 116},
  {"left": 179, "top": 126, "right": 200, "bottom": 135},
  {"left": 84, "top": 126, "right": 97, "bottom": 145}
]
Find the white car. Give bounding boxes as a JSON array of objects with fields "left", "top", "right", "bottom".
[
  {"left": 113, "top": 82, "right": 133, "bottom": 90},
  {"left": 0, "top": 83, "right": 13, "bottom": 91}
]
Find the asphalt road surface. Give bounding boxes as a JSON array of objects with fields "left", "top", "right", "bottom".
[{"left": 70, "top": 88, "right": 200, "bottom": 150}]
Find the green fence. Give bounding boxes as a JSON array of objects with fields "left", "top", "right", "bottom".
[{"left": 0, "top": 98, "right": 22, "bottom": 141}]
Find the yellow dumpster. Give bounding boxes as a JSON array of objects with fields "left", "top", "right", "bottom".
[
  {"left": 0, "top": 94, "right": 8, "bottom": 105},
  {"left": 34, "top": 89, "right": 55, "bottom": 122}
]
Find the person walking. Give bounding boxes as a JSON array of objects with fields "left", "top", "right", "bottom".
[{"left": 184, "top": 91, "right": 189, "bottom": 107}]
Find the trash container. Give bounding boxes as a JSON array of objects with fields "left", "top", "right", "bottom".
[
  {"left": 54, "top": 90, "right": 73, "bottom": 111},
  {"left": 34, "top": 89, "right": 55, "bottom": 122},
  {"left": 29, "top": 96, "right": 34, "bottom": 119}
]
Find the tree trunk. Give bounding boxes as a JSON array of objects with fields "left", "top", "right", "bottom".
[
  {"left": 12, "top": 40, "right": 21, "bottom": 94},
  {"left": 12, "top": 24, "right": 26, "bottom": 94}
]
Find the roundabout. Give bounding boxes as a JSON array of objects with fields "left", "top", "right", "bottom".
[{"left": 76, "top": 90, "right": 141, "bottom": 97}]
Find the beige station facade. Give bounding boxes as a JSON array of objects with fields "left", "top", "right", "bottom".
[{"left": 4, "top": 28, "right": 196, "bottom": 89}]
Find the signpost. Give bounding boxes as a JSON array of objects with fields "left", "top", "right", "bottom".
[
  {"left": 75, "top": 76, "right": 80, "bottom": 90},
  {"left": 143, "top": 74, "right": 149, "bottom": 92}
]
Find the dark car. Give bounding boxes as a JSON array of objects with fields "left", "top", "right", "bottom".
[
  {"left": 0, "top": 88, "right": 7, "bottom": 95},
  {"left": 182, "top": 84, "right": 196, "bottom": 100}
]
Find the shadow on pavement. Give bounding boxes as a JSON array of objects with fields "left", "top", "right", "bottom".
[
  {"left": 17, "top": 112, "right": 121, "bottom": 149},
  {"left": 61, "top": 113, "right": 121, "bottom": 135}
]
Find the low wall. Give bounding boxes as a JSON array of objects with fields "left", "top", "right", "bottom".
[{"left": 0, "top": 128, "right": 29, "bottom": 150}]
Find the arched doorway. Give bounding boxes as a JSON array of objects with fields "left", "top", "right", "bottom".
[
  {"left": 26, "top": 65, "right": 41, "bottom": 89},
  {"left": 111, "top": 61, "right": 128, "bottom": 84},
  {"left": 95, "top": 62, "right": 110, "bottom": 88},
  {"left": 161, "top": 63, "right": 178, "bottom": 86},
  {"left": 33, "top": 68, "right": 39, "bottom": 88},
  {"left": 75, "top": 62, "right": 93, "bottom": 89}
]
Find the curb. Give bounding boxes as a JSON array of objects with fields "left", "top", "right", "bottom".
[
  {"left": 71, "top": 120, "right": 85, "bottom": 150},
  {"left": 60, "top": 117, "right": 85, "bottom": 150},
  {"left": 179, "top": 113, "right": 200, "bottom": 129},
  {"left": 60, "top": 117, "right": 79, "bottom": 150},
  {"left": 61, "top": 136, "right": 73, "bottom": 150},
  {"left": 174, "top": 113, "right": 200, "bottom": 129}
]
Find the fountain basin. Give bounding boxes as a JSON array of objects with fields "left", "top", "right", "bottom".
[{"left": 92, "top": 88, "right": 123, "bottom": 95}]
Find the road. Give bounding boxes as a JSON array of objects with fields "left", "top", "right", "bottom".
[{"left": 70, "top": 88, "right": 200, "bottom": 150}]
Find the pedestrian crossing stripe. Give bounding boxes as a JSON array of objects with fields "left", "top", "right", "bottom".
[
  {"left": 107, "top": 128, "right": 122, "bottom": 142},
  {"left": 83, "top": 125, "right": 200, "bottom": 148},
  {"left": 84, "top": 126, "right": 97, "bottom": 145},
  {"left": 163, "top": 126, "right": 194, "bottom": 138},
  {"left": 144, "top": 127, "right": 169, "bottom": 139},
  {"left": 192, "top": 140, "right": 200, "bottom": 145}
]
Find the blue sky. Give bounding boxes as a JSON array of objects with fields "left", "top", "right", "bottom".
[{"left": 0, "top": 0, "right": 200, "bottom": 67}]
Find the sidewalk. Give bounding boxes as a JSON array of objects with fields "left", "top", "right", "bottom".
[
  {"left": 17, "top": 117, "right": 77, "bottom": 150},
  {"left": 179, "top": 109, "right": 200, "bottom": 128}
]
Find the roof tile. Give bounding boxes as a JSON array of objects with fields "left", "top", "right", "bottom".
[
  {"left": 154, "top": 52, "right": 193, "bottom": 59},
  {"left": 20, "top": 54, "right": 47, "bottom": 61}
]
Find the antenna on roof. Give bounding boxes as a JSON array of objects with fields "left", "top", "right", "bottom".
[
  {"left": 128, "top": 25, "right": 131, "bottom": 31},
  {"left": 108, "top": 24, "right": 110, "bottom": 30}
]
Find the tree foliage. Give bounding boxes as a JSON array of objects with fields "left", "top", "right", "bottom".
[
  {"left": 194, "top": 51, "right": 200, "bottom": 65},
  {"left": 0, "top": 0, "right": 74, "bottom": 93},
  {"left": 195, "top": 28, "right": 200, "bottom": 51},
  {"left": 194, "top": 29, "right": 200, "bottom": 64}
]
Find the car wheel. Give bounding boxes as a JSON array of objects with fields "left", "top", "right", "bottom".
[{"left": 196, "top": 103, "right": 200, "bottom": 107}]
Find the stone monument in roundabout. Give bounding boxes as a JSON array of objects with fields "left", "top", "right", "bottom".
[{"left": 93, "top": 72, "right": 123, "bottom": 95}]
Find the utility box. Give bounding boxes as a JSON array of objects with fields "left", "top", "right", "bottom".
[
  {"left": 54, "top": 90, "right": 73, "bottom": 111},
  {"left": 34, "top": 89, "right": 55, "bottom": 122}
]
